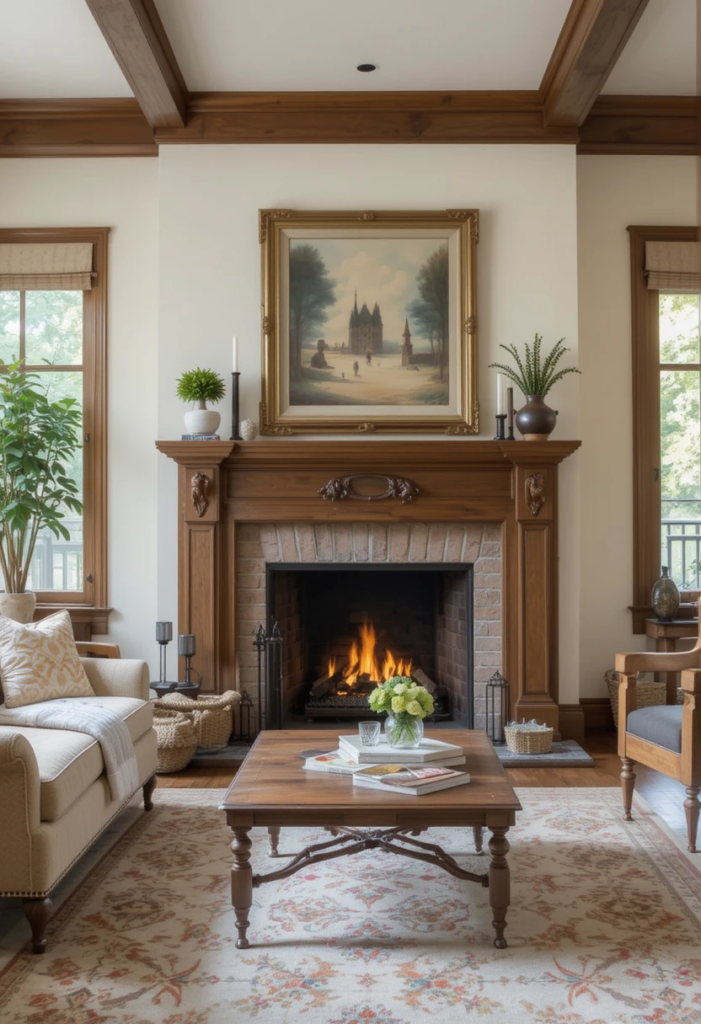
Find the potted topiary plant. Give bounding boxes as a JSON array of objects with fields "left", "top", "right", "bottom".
[
  {"left": 0, "top": 361, "right": 83, "bottom": 622},
  {"left": 489, "top": 334, "right": 580, "bottom": 440},
  {"left": 176, "top": 367, "right": 226, "bottom": 436}
]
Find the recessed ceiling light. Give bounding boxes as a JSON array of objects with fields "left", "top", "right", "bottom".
[{"left": 357, "top": 63, "right": 377, "bottom": 73}]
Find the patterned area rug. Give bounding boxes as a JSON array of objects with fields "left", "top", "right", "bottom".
[{"left": 1, "top": 788, "right": 700, "bottom": 1024}]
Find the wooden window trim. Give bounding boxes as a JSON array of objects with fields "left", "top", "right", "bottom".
[
  {"left": 628, "top": 224, "right": 698, "bottom": 633},
  {"left": 0, "top": 227, "right": 110, "bottom": 637}
]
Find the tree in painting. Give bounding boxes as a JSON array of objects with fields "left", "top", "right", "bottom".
[
  {"left": 407, "top": 245, "right": 449, "bottom": 380},
  {"left": 288, "top": 245, "right": 336, "bottom": 382}
]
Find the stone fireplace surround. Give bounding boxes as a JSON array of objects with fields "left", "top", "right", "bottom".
[
  {"left": 156, "top": 438, "right": 581, "bottom": 738},
  {"left": 237, "top": 522, "right": 502, "bottom": 728}
]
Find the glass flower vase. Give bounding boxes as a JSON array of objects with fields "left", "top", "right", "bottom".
[{"left": 384, "top": 713, "right": 424, "bottom": 749}]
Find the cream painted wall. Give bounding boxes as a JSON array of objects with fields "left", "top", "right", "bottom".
[
  {"left": 156, "top": 145, "right": 581, "bottom": 703},
  {"left": 0, "top": 159, "right": 160, "bottom": 674},
  {"left": 576, "top": 155, "right": 697, "bottom": 697}
]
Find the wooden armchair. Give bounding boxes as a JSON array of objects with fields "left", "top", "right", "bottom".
[{"left": 615, "top": 600, "right": 701, "bottom": 853}]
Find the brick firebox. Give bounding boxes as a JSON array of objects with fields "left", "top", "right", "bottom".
[{"left": 236, "top": 522, "right": 502, "bottom": 728}]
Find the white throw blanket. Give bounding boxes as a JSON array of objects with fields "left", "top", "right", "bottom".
[{"left": 1, "top": 698, "right": 139, "bottom": 803}]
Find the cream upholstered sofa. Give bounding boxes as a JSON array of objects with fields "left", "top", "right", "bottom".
[{"left": 0, "top": 647, "right": 157, "bottom": 953}]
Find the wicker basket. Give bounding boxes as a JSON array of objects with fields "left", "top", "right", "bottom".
[
  {"left": 504, "top": 724, "right": 554, "bottom": 755},
  {"left": 155, "top": 690, "right": 241, "bottom": 751},
  {"left": 152, "top": 708, "right": 199, "bottom": 773},
  {"left": 605, "top": 670, "right": 683, "bottom": 728}
]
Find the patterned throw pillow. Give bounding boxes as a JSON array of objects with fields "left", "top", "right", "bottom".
[{"left": 0, "top": 609, "right": 94, "bottom": 709}]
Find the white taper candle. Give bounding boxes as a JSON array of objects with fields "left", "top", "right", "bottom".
[
  {"left": 232, "top": 336, "right": 239, "bottom": 372},
  {"left": 496, "top": 373, "right": 504, "bottom": 415}
]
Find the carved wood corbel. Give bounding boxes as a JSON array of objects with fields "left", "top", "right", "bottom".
[
  {"left": 525, "top": 472, "right": 545, "bottom": 517},
  {"left": 191, "top": 472, "right": 210, "bottom": 517}
]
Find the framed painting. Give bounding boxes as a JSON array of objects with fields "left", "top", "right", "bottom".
[{"left": 259, "top": 208, "right": 478, "bottom": 435}]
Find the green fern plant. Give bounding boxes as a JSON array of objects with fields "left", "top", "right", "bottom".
[
  {"left": 176, "top": 367, "right": 226, "bottom": 406},
  {"left": 489, "top": 335, "right": 580, "bottom": 398}
]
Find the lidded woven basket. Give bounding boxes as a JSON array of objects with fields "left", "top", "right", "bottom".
[
  {"left": 152, "top": 708, "right": 199, "bottom": 773},
  {"left": 155, "top": 690, "right": 240, "bottom": 751}
]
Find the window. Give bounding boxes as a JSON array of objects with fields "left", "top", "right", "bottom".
[
  {"left": 659, "top": 294, "right": 701, "bottom": 589},
  {"left": 0, "top": 229, "right": 108, "bottom": 630},
  {"left": 628, "top": 226, "right": 699, "bottom": 632}
]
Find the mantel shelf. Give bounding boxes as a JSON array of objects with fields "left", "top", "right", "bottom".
[{"left": 156, "top": 438, "right": 581, "bottom": 469}]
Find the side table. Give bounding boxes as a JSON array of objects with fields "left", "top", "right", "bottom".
[{"left": 644, "top": 618, "right": 698, "bottom": 702}]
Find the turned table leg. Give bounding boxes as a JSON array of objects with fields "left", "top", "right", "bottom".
[
  {"left": 473, "top": 826, "right": 484, "bottom": 854},
  {"left": 621, "top": 757, "right": 636, "bottom": 821},
  {"left": 231, "top": 827, "right": 253, "bottom": 949},
  {"left": 685, "top": 786, "right": 700, "bottom": 853},
  {"left": 268, "top": 826, "right": 281, "bottom": 857},
  {"left": 23, "top": 897, "right": 53, "bottom": 954},
  {"left": 488, "top": 827, "right": 510, "bottom": 949}
]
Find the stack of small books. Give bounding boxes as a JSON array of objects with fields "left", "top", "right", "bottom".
[{"left": 302, "top": 735, "right": 470, "bottom": 796}]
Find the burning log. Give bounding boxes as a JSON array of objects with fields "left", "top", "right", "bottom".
[
  {"left": 311, "top": 671, "right": 340, "bottom": 698},
  {"left": 411, "top": 668, "right": 437, "bottom": 694}
]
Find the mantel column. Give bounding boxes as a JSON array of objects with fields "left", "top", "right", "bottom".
[
  {"left": 156, "top": 442, "right": 235, "bottom": 694},
  {"left": 510, "top": 457, "right": 560, "bottom": 731}
]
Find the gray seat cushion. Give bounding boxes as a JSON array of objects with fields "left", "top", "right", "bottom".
[{"left": 626, "top": 705, "right": 683, "bottom": 753}]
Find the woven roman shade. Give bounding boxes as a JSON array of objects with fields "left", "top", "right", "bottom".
[
  {"left": 645, "top": 241, "right": 701, "bottom": 292},
  {"left": 0, "top": 242, "right": 94, "bottom": 290}
]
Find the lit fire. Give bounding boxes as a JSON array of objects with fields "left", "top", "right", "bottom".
[{"left": 329, "top": 621, "right": 412, "bottom": 687}]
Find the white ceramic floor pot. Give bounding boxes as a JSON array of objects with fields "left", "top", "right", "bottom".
[
  {"left": 184, "top": 405, "right": 221, "bottom": 436},
  {"left": 0, "top": 591, "right": 36, "bottom": 623}
]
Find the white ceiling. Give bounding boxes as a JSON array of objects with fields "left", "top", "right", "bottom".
[
  {"left": 0, "top": 0, "right": 132, "bottom": 98},
  {"left": 154, "top": 0, "right": 572, "bottom": 92},
  {"left": 0, "top": 0, "right": 696, "bottom": 101},
  {"left": 602, "top": 0, "right": 696, "bottom": 96}
]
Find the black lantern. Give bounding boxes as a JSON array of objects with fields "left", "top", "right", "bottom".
[
  {"left": 486, "top": 671, "right": 510, "bottom": 744},
  {"left": 235, "top": 690, "right": 255, "bottom": 744}
]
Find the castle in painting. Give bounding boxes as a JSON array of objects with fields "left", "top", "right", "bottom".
[{"left": 348, "top": 294, "right": 383, "bottom": 355}]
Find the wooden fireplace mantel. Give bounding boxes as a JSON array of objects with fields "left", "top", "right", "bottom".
[{"left": 156, "top": 439, "right": 580, "bottom": 732}]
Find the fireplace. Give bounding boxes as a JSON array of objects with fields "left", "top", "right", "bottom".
[
  {"left": 156, "top": 439, "right": 582, "bottom": 739},
  {"left": 268, "top": 564, "right": 473, "bottom": 726}
]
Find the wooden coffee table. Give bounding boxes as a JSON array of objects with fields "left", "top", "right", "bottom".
[{"left": 220, "top": 728, "right": 522, "bottom": 950}]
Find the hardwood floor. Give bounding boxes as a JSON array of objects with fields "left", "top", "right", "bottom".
[{"left": 157, "top": 732, "right": 690, "bottom": 839}]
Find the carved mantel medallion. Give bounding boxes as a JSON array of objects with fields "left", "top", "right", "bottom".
[{"left": 318, "top": 474, "right": 420, "bottom": 504}]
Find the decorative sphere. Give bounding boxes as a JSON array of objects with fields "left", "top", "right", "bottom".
[{"left": 240, "top": 418, "right": 258, "bottom": 441}]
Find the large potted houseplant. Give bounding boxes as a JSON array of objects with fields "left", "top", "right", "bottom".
[
  {"left": 489, "top": 334, "right": 580, "bottom": 440},
  {"left": 0, "top": 361, "right": 83, "bottom": 622},
  {"left": 176, "top": 367, "right": 226, "bottom": 436}
]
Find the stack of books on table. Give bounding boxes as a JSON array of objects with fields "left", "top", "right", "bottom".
[{"left": 302, "top": 735, "right": 470, "bottom": 796}]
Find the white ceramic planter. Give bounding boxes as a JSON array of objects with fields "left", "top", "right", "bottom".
[
  {"left": 184, "top": 408, "right": 221, "bottom": 436},
  {"left": 0, "top": 591, "right": 37, "bottom": 623}
]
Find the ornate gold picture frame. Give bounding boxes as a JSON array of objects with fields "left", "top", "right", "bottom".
[{"left": 259, "top": 208, "right": 478, "bottom": 435}]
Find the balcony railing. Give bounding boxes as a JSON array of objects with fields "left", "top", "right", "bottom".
[{"left": 663, "top": 515, "right": 701, "bottom": 590}]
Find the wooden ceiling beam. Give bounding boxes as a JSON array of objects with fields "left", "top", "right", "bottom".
[
  {"left": 577, "top": 95, "right": 700, "bottom": 155},
  {"left": 84, "top": 0, "right": 188, "bottom": 128},
  {"left": 0, "top": 99, "right": 157, "bottom": 157},
  {"left": 540, "top": 0, "right": 649, "bottom": 127},
  {"left": 155, "top": 91, "right": 579, "bottom": 145}
]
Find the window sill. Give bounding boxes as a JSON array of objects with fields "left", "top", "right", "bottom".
[{"left": 34, "top": 604, "right": 112, "bottom": 640}]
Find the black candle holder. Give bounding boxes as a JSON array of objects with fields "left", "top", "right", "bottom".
[
  {"left": 178, "top": 634, "right": 196, "bottom": 684},
  {"left": 230, "top": 371, "right": 242, "bottom": 441},
  {"left": 506, "top": 387, "right": 515, "bottom": 441},
  {"left": 494, "top": 414, "right": 506, "bottom": 441}
]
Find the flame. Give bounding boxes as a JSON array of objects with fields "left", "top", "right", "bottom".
[
  {"left": 338, "top": 621, "right": 412, "bottom": 687},
  {"left": 327, "top": 656, "right": 337, "bottom": 677}
]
